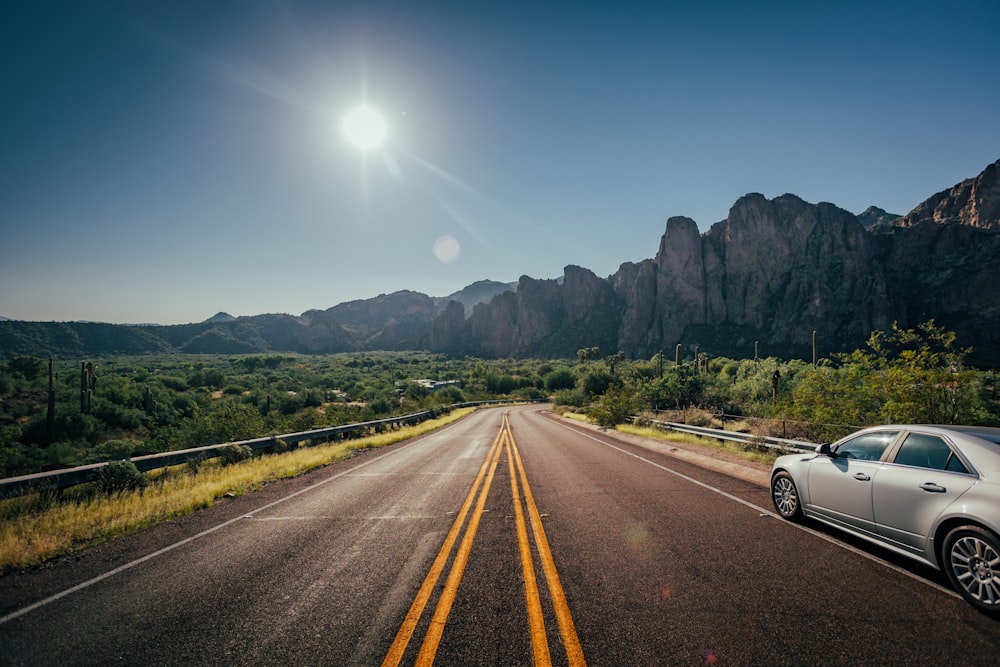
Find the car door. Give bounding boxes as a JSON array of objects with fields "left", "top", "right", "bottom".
[
  {"left": 873, "top": 432, "right": 977, "bottom": 553},
  {"left": 805, "top": 431, "right": 898, "bottom": 536}
]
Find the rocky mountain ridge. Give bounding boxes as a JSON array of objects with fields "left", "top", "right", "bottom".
[{"left": 2, "top": 158, "right": 999, "bottom": 365}]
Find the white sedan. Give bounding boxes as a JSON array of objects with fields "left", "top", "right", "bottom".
[{"left": 770, "top": 424, "right": 1000, "bottom": 613}]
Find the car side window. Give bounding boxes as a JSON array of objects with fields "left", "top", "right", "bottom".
[
  {"left": 835, "top": 431, "right": 898, "bottom": 461},
  {"left": 893, "top": 433, "right": 969, "bottom": 473}
]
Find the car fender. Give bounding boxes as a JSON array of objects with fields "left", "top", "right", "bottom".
[
  {"left": 771, "top": 455, "right": 818, "bottom": 507},
  {"left": 927, "top": 482, "right": 1000, "bottom": 566}
]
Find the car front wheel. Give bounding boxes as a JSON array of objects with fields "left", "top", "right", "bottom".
[
  {"left": 770, "top": 471, "right": 803, "bottom": 522},
  {"left": 944, "top": 525, "right": 1000, "bottom": 614}
]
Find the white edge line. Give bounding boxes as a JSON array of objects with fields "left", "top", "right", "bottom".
[
  {"left": 552, "top": 419, "right": 960, "bottom": 601},
  {"left": 0, "top": 432, "right": 437, "bottom": 625}
]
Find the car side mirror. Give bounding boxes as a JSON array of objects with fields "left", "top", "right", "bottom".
[{"left": 816, "top": 443, "right": 834, "bottom": 457}]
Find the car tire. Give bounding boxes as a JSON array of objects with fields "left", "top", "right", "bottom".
[
  {"left": 943, "top": 525, "right": 1000, "bottom": 614},
  {"left": 770, "top": 471, "right": 803, "bottom": 522}
]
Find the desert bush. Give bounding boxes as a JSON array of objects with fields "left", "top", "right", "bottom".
[
  {"left": 543, "top": 368, "right": 576, "bottom": 392},
  {"left": 586, "top": 386, "right": 639, "bottom": 428},
  {"left": 219, "top": 443, "right": 253, "bottom": 465},
  {"left": 553, "top": 388, "right": 586, "bottom": 408},
  {"left": 82, "top": 439, "right": 140, "bottom": 464},
  {"left": 96, "top": 460, "right": 148, "bottom": 494}
]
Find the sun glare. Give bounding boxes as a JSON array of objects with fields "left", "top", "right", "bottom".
[{"left": 342, "top": 106, "right": 387, "bottom": 151}]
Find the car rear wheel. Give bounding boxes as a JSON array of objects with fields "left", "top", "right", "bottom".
[
  {"left": 770, "top": 471, "right": 803, "bottom": 522},
  {"left": 944, "top": 525, "right": 1000, "bottom": 614}
]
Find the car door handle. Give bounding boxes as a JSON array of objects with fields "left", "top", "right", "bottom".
[
  {"left": 853, "top": 472, "right": 870, "bottom": 481},
  {"left": 919, "top": 482, "right": 947, "bottom": 493}
]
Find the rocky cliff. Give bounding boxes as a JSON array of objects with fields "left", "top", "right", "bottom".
[
  {"left": 3, "top": 159, "right": 999, "bottom": 365},
  {"left": 425, "top": 159, "right": 1000, "bottom": 364},
  {"left": 896, "top": 158, "right": 1000, "bottom": 230}
]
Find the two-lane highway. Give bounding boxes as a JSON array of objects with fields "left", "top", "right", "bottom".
[{"left": 3, "top": 405, "right": 1000, "bottom": 665}]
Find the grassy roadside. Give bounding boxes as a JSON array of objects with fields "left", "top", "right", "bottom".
[
  {"left": 561, "top": 411, "right": 780, "bottom": 466},
  {"left": 0, "top": 408, "right": 475, "bottom": 574}
]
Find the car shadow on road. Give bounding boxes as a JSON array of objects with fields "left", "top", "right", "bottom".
[{"left": 800, "top": 518, "right": 955, "bottom": 592}]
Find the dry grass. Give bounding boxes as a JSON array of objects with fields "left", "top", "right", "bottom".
[
  {"left": 559, "top": 410, "right": 779, "bottom": 465},
  {"left": 0, "top": 408, "right": 473, "bottom": 574},
  {"left": 616, "top": 423, "right": 779, "bottom": 465}
]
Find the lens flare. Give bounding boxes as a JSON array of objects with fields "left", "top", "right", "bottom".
[
  {"left": 342, "top": 106, "right": 387, "bottom": 151},
  {"left": 433, "top": 235, "right": 461, "bottom": 263}
]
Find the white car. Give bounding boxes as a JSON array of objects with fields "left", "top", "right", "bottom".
[{"left": 770, "top": 424, "right": 1000, "bottom": 613}]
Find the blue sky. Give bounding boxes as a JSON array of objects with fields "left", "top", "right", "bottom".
[{"left": 2, "top": 0, "right": 998, "bottom": 325}]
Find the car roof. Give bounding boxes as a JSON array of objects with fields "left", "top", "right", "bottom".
[
  {"left": 857, "top": 424, "right": 1000, "bottom": 440},
  {"left": 856, "top": 424, "right": 1000, "bottom": 476}
]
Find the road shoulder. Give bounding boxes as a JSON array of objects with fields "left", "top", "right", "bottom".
[{"left": 550, "top": 413, "right": 771, "bottom": 488}]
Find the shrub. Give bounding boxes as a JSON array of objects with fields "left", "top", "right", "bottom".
[
  {"left": 580, "top": 368, "right": 616, "bottom": 397},
  {"left": 82, "top": 439, "right": 140, "bottom": 464},
  {"left": 513, "top": 386, "right": 546, "bottom": 400},
  {"left": 268, "top": 438, "right": 295, "bottom": 454},
  {"left": 96, "top": 460, "right": 148, "bottom": 494},
  {"left": 586, "top": 386, "right": 639, "bottom": 428},
  {"left": 544, "top": 368, "right": 576, "bottom": 392},
  {"left": 219, "top": 443, "right": 253, "bottom": 465},
  {"left": 553, "top": 388, "right": 587, "bottom": 408},
  {"left": 160, "top": 376, "right": 190, "bottom": 392}
]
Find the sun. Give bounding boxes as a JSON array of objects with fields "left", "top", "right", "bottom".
[{"left": 342, "top": 106, "right": 387, "bottom": 151}]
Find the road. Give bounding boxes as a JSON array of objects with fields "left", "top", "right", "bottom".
[{"left": 2, "top": 404, "right": 999, "bottom": 665}]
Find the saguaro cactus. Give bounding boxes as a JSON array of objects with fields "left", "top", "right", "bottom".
[
  {"left": 80, "top": 361, "right": 96, "bottom": 414},
  {"left": 46, "top": 358, "right": 55, "bottom": 443},
  {"left": 143, "top": 385, "right": 155, "bottom": 416}
]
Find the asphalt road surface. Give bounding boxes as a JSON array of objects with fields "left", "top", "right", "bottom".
[{"left": 2, "top": 405, "right": 999, "bottom": 665}]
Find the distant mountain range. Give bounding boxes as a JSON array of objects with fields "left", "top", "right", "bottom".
[{"left": 2, "top": 159, "right": 999, "bottom": 365}]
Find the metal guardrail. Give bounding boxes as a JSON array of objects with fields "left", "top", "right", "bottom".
[
  {"left": 640, "top": 418, "right": 818, "bottom": 454},
  {"left": 0, "top": 400, "right": 517, "bottom": 500}
]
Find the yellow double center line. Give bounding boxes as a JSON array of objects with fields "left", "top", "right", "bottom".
[{"left": 381, "top": 412, "right": 586, "bottom": 667}]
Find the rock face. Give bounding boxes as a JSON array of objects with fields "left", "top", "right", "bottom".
[
  {"left": 857, "top": 205, "right": 900, "bottom": 228},
  {"left": 896, "top": 158, "right": 1000, "bottom": 230},
  {"left": 702, "top": 194, "right": 892, "bottom": 359},
  {"left": 448, "top": 194, "right": 898, "bottom": 361},
  {"left": 433, "top": 280, "right": 517, "bottom": 316},
  {"left": 425, "top": 160, "right": 1000, "bottom": 364},
  {"left": 460, "top": 267, "right": 621, "bottom": 358},
  {"left": 3, "top": 159, "right": 999, "bottom": 365}
]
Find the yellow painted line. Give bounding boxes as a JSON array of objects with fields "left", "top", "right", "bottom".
[
  {"left": 414, "top": 424, "right": 504, "bottom": 666},
  {"left": 381, "top": 425, "right": 505, "bottom": 667},
  {"left": 510, "top": 426, "right": 587, "bottom": 666},
  {"left": 383, "top": 411, "right": 586, "bottom": 666},
  {"left": 505, "top": 417, "right": 552, "bottom": 666}
]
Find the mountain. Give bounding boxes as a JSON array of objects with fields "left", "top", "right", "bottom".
[
  {"left": 204, "top": 312, "right": 236, "bottom": 324},
  {"left": 896, "top": 158, "right": 1000, "bottom": 229},
  {"left": 2, "top": 158, "right": 999, "bottom": 365},
  {"left": 856, "top": 205, "right": 900, "bottom": 228},
  {"left": 434, "top": 280, "right": 518, "bottom": 316}
]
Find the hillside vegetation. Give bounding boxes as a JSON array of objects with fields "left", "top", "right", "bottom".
[{"left": 2, "top": 320, "right": 996, "bottom": 481}]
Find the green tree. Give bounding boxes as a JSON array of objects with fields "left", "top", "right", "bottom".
[
  {"left": 5, "top": 356, "right": 45, "bottom": 380},
  {"left": 580, "top": 368, "right": 616, "bottom": 397},
  {"left": 586, "top": 385, "right": 639, "bottom": 428},
  {"left": 788, "top": 320, "right": 987, "bottom": 428},
  {"left": 639, "top": 365, "right": 704, "bottom": 410},
  {"left": 543, "top": 368, "right": 576, "bottom": 392},
  {"left": 179, "top": 400, "right": 266, "bottom": 447}
]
